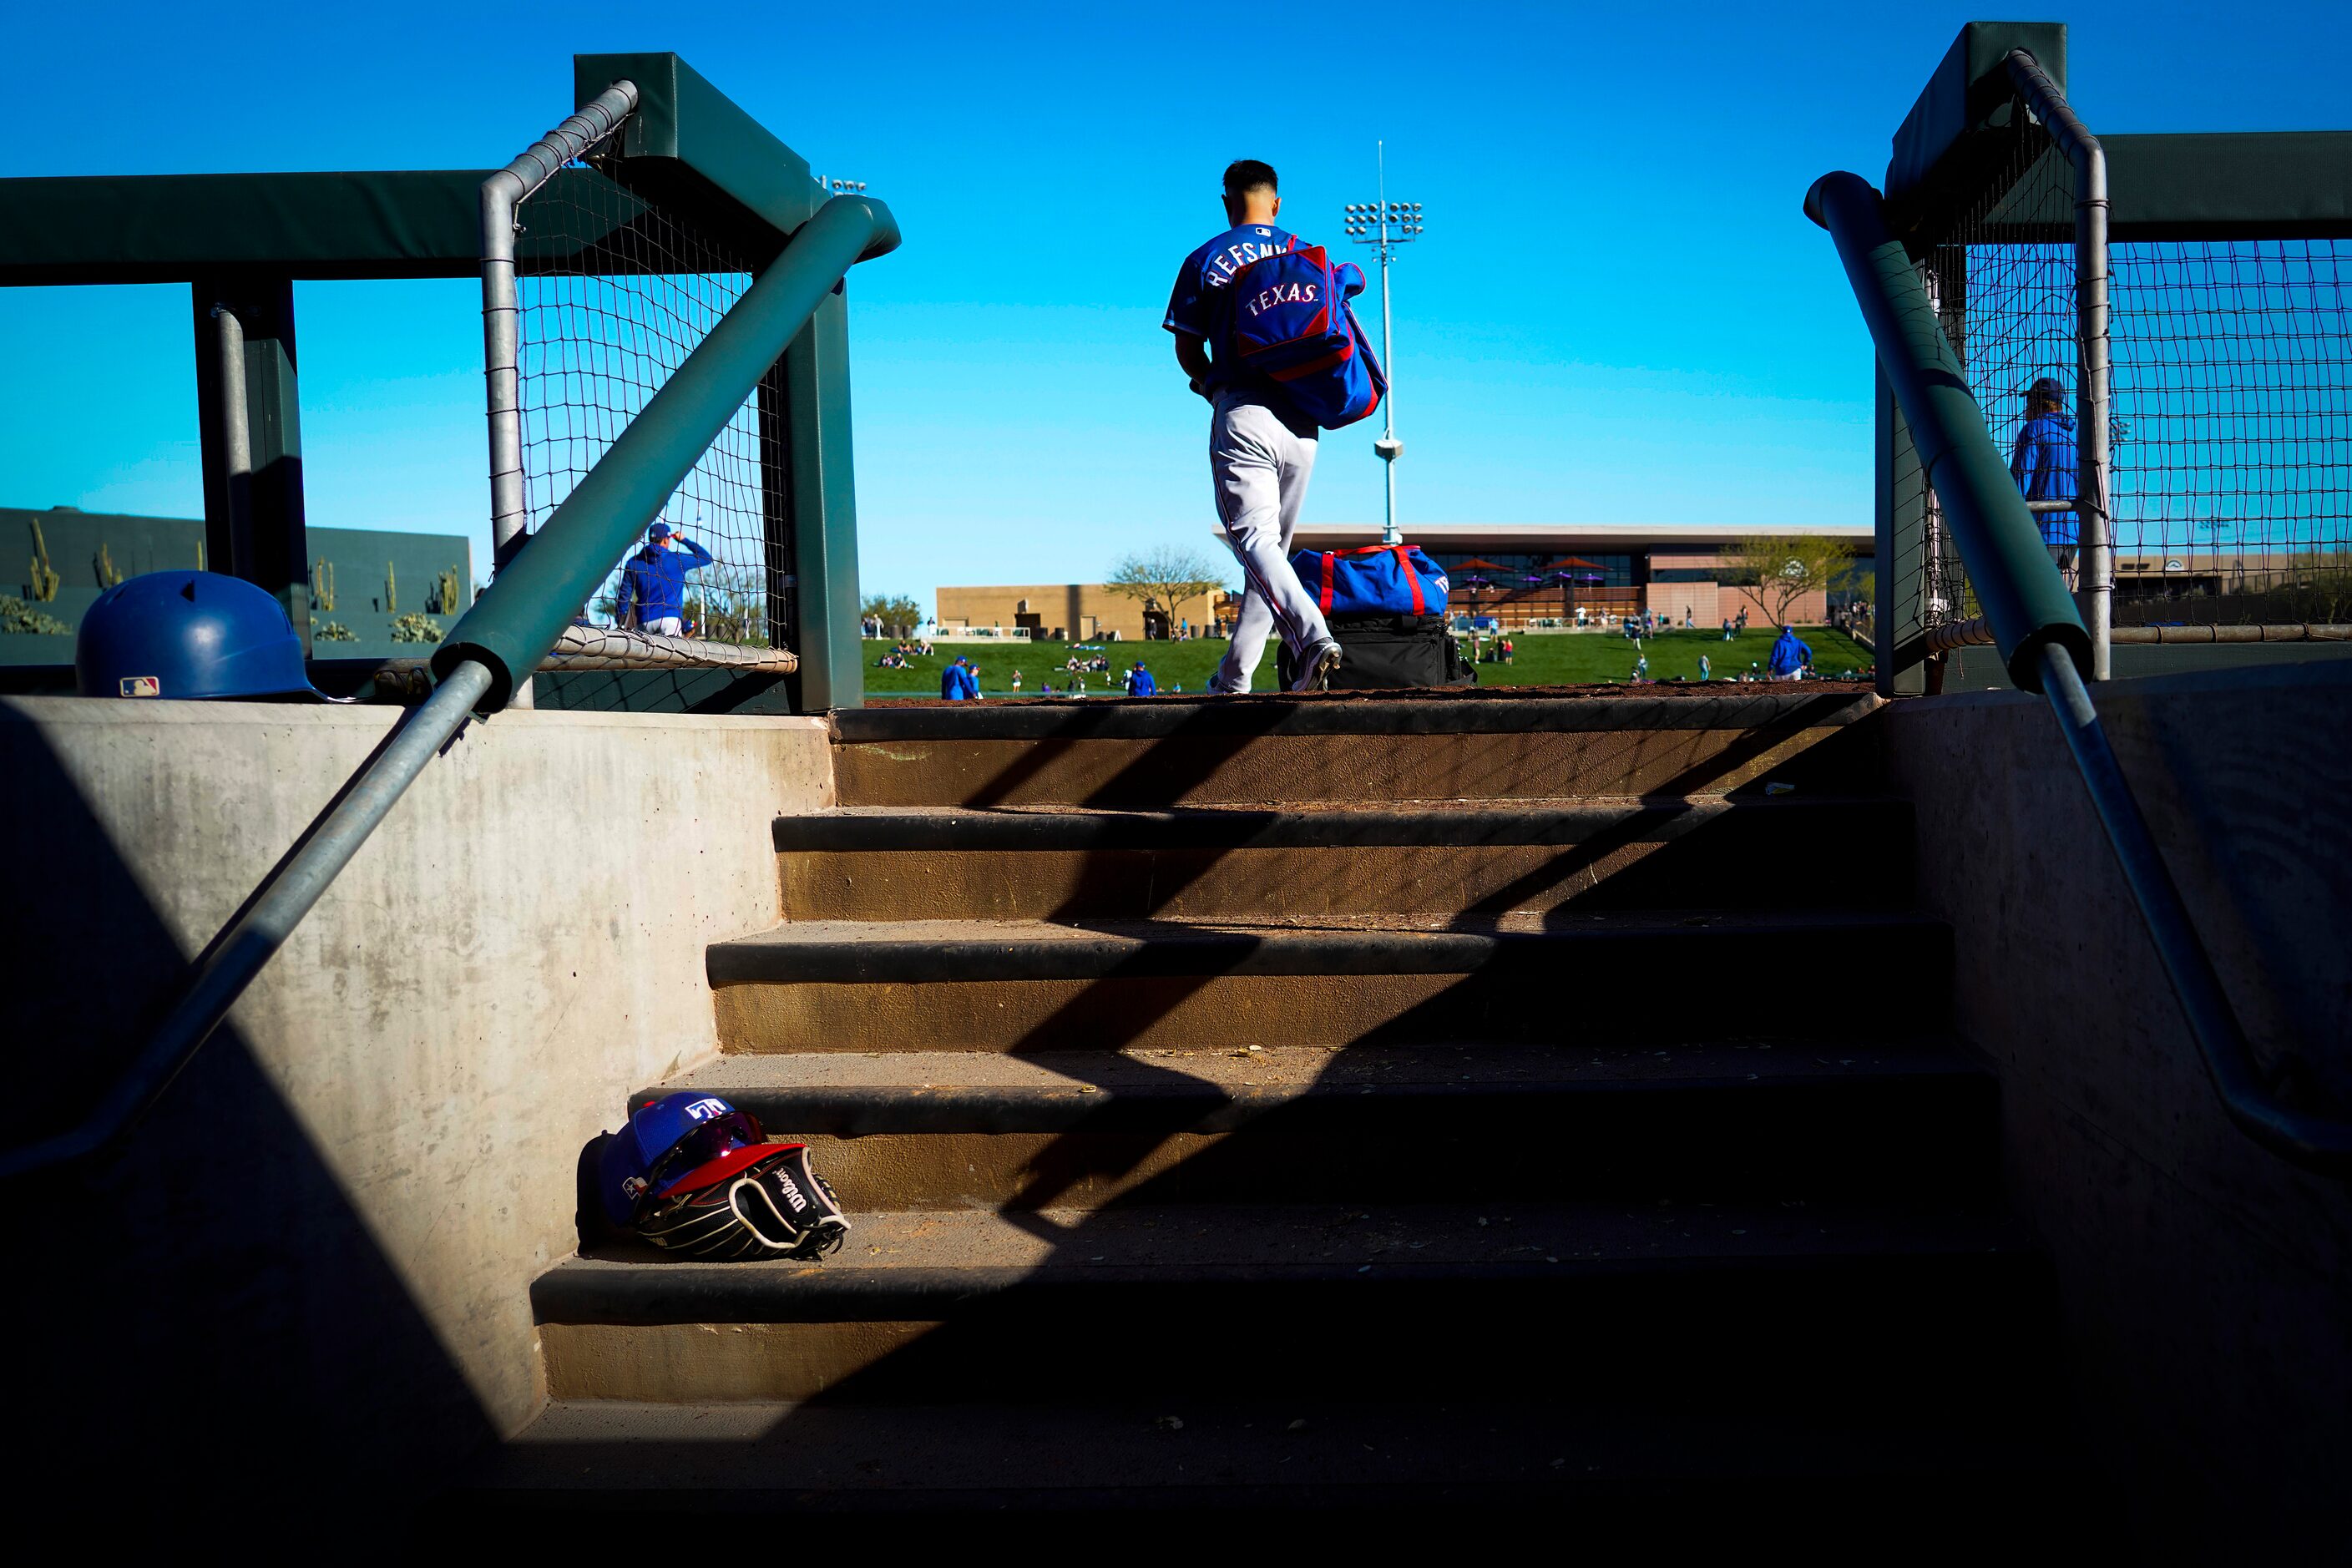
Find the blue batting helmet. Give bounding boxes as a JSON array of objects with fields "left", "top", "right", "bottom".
[
  {"left": 596, "top": 1090, "right": 770, "bottom": 1228},
  {"left": 75, "top": 570, "right": 327, "bottom": 701}
]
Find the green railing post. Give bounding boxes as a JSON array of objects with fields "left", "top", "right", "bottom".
[
  {"left": 433, "top": 194, "right": 898, "bottom": 711},
  {"left": 783, "top": 282, "right": 863, "bottom": 711},
  {"left": 1806, "top": 172, "right": 2088, "bottom": 692}
]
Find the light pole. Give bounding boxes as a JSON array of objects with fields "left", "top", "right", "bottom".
[{"left": 1343, "top": 143, "right": 1423, "bottom": 546}]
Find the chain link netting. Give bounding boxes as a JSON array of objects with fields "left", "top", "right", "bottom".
[
  {"left": 513, "top": 136, "right": 788, "bottom": 647},
  {"left": 1915, "top": 99, "right": 2352, "bottom": 632},
  {"left": 2108, "top": 239, "right": 2352, "bottom": 620},
  {"left": 1917, "top": 114, "right": 2078, "bottom": 630}
]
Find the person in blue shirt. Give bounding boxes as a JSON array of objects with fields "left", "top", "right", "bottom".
[
  {"left": 2011, "top": 376, "right": 2080, "bottom": 587},
  {"left": 1768, "top": 625, "right": 1812, "bottom": 679},
  {"left": 940, "top": 656, "right": 981, "bottom": 701},
  {"left": 1166, "top": 160, "right": 1342, "bottom": 696},
  {"left": 1125, "top": 661, "right": 1157, "bottom": 697},
  {"left": 617, "top": 520, "right": 714, "bottom": 635}
]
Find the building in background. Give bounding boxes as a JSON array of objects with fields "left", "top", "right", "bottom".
[
  {"left": 1289, "top": 524, "right": 1876, "bottom": 628},
  {"left": 933, "top": 582, "right": 1223, "bottom": 643},
  {"left": 3, "top": 506, "right": 473, "bottom": 663}
]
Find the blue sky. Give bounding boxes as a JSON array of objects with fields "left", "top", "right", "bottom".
[{"left": 4, "top": 1, "right": 2348, "bottom": 610}]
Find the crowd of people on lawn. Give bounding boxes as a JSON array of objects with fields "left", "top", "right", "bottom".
[{"left": 931, "top": 655, "right": 1174, "bottom": 702}]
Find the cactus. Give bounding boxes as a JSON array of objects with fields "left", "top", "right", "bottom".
[
  {"left": 94, "top": 541, "right": 121, "bottom": 589},
  {"left": 312, "top": 559, "right": 336, "bottom": 612},
  {"left": 385, "top": 562, "right": 397, "bottom": 615},
  {"left": 389, "top": 612, "right": 443, "bottom": 644},
  {"left": 313, "top": 618, "right": 357, "bottom": 642},
  {"left": 196, "top": 539, "right": 205, "bottom": 572},
  {"left": 428, "top": 564, "right": 463, "bottom": 615},
  {"left": 28, "top": 519, "right": 60, "bottom": 602}
]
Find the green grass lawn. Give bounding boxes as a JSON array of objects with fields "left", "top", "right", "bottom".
[{"left": 865, "top": 626, "right": 1872, "bottom": 698}]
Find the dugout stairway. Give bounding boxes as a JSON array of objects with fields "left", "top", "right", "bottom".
[{"left": 476, "top": 688, "right": 2093, "bottom": 1533}]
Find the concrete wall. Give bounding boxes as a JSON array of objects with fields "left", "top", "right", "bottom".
[
  {"left": 1882, "top": 663, "right": 2351, "bottom": 1551},
  {"left": 0, "top": 699, "right": 830, "bottom": 1504}
]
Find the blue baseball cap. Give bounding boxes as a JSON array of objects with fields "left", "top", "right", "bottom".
[{"left": 647, "top": 520, "right": 673, "bottom": 540}]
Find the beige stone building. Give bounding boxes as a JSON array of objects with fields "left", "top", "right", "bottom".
[{"left": 933, "top": 583, "right": 1224, "bottom": 643}]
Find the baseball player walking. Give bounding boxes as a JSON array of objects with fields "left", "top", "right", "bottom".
[{"left": 1165, "top": 159, "right": 1343, "bottom": 695}]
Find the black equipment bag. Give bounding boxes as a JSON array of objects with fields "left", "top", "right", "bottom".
[{"left": 1279, "top": 613, "right": 1477, "bottom": 690}]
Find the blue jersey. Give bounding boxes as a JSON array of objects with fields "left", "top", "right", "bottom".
[
  {"left": 2011, "top": 409, "right": 2080, "bottom": 548},
  {"left": 618, "top": 536, "right": 714, "bottom": 626},
  {"left": 1165, "top": 223, "right": 1306, "bottom": 407},
  {"left": 1768, "top": 628, "right": 1813, "bottom": 677}
]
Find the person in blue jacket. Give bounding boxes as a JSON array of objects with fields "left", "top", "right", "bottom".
[
  {"left": 2011, "top": 377, "right": 2080, "bottom": 586},
  {"left": 941, "top": 656, "right": 981, "bottom": 701},
  {"left": 617, "top": 520, "right": 714, "bottom": 635},
  {"left": 1125, "top": 660, "right": 1157, "bottom": 697},
  {"left": 1768, "top": 625, "right": 1812, "bottom": 679}
]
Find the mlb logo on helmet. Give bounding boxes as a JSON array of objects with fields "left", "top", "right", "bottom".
[{"left": 119, "top": 676, "right": 160, "bottom": 698}]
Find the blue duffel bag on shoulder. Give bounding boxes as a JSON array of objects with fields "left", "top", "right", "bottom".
[{"left": 1289, "top": 544, "right": 1451, "bottom": 617}]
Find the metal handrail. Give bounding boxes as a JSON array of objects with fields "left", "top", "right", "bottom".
[
  {"left": 2004, "top": 48, "right": 2114, "bottom": 680},
  {"left": 1808, "top": 170, "right": 2352, "bottom": 1175},
  {"left": 481, "top": 80, "right": 641, "bottom": 710},
  {"left": 0, "top": 190, "right": 899, "bottom": 1181}
]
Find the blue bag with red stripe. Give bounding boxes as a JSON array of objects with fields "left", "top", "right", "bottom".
[
  {"left": 1288, "top": 544, "right": 1450, "bottom": 617},
  {"left": 1222, "top": 246, "right": 1387, "bottom": 428}
]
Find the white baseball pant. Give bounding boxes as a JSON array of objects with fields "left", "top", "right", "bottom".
[{"left": 1208, "top": 392, "right": 1330, "bottom": 695}]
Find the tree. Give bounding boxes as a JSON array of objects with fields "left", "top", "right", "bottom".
[
  {"left": 1725, "top": 534, "right": 1852, "bottom": 626},
  {"left": 861, "top": 593, "right": 923, "bottom": 638},
  {"left": 1104, "top": 546, "right": 1230, "bottom": 618}
]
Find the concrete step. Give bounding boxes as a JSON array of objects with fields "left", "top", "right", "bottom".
[
  {"left": 533, "top": 1199, "right": 2047, "bottom": 1406},
  {"left": 635, "top": 1042, "right": 1993, "bottom": 1210},
  {"left": 775, "top": 796, "right": 1914, "bottom": 920},
  {"left": 830, "top": 689, "right": 1885, "bottom": 807},
  {"left": 464, "top": 1396, "right": 2101, "bottom": 1536},
  {"left": 706, "top": 911, "right": 1952, "bottom": 1053}
]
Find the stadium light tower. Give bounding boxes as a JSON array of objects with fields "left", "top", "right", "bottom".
[{"left": 1343, "top": 142, "right": 1424, "bottom": 546}]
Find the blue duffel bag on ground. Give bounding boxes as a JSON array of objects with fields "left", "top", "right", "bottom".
[{"left": 1289, "top": 544, "right": 1451, "bottom": 617}]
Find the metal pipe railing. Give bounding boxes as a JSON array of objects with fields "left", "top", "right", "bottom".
[
  {"left": 1809, "top": 170, "right": 2352, "bottom": 1174},
  {"left": 1925, "top": 617, "right": 2352, "bottom": 654},
  {"left": 1808, "top": 172, "right": 2090, "bottom": 692},
  {"left": 1, "top": 190, "right": 899, "bottom": 1179},
  {"left": 440, "top": 192, "right": 899, "bottom": 711},
  {"left": 481, "top": 79, "right": 641, "bottom": 711},
  {"left": 2005, "top": 48, "right": 2114, "bottom": 681}
]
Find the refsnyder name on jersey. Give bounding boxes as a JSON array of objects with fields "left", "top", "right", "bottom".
[{"left": 1202, "top": 225, "right": 1297, "bottom": 290}]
